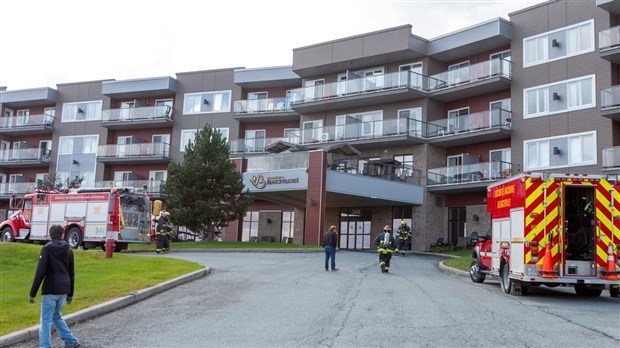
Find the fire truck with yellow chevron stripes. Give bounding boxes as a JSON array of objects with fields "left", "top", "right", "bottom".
[{"left": 470, "top": 173, "right": 620, "bottom": 297}]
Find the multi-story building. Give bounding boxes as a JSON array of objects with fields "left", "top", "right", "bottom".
[{"left": 0, "top": 0, "right": 616, "bottom": 251}]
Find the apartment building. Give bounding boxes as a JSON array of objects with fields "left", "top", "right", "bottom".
[{"left": 0, "top": 0, "right": 616, "bottom": 251}]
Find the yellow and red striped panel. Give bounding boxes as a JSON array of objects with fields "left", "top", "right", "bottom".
[
  {"left": 595, "top": 180, "right": 620, "bottom": 268},
  {"left": 524, "top": 177, "right": 560, "bottom": 265}
]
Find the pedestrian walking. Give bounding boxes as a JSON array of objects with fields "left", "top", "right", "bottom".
[
  {"left": 322, "top": 225, "right": 339, "bottom": 271},
  {"left": 29, "top": 224, "right": 80, "bottom": 348},
  {"left": 375, "top": 224, "right": 398, "bottom": 273}
]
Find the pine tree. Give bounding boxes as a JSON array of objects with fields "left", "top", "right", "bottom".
[{"left": 165, "top": 124, "right": 253, "bottom": 240}]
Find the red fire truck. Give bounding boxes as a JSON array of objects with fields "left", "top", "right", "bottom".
[
  {"left": 470, "top": 173, "right": 620, "bottom": 297},
  {"left": 0, "top": 187, "right": 153, "bottom": 251}
]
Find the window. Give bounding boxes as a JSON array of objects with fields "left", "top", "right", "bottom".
[
  {"left": 399, "top": 63, "right": 423, "bottom": 88},
  {"left": 61, "top": 101, "right": 102, "bottom": 122},
  {"left": 43, "top": 107, "right": 55, "bottom": 124},
  {"left": 284, "top": 128, "right": 300, "bottom": 143},
  {"left": 183, "top": 91, "right": 231, "bottom": 114},
  {"left": 490, "top": 50, "right": 511, "bottom": 77},
  {"left": 245, "top": 130, "right": 266, "bottom": 152},
  {"left": 448, "top": 61, "right": 469, "bottom": 85},
  {"left": 393, "top": 154, "right": 414, "bottom": 179},
  {"left": 302, "top": 120, "right": 323, "bottom": 143},
  {"left": 524, "top": 75, "right": 595, "bottom": 118},
  {"left": 155, "top": 99, "right": 173, "bottom": 117},
  {"left": 448, "top": 107, "right": 469, "bottom": 132},
  {"left": 242, "top": 211, "right": 259, "bottom": 242},
  {"left": 524, "top": 20, "right": 594, "bottom": 67},
  {"left": 397, "top": 108, "right": 422, "bottom": 136},
  {"left": 281, "top": 211, "right": 295, "bottom": 242},
  {"left": 180, "top": 128, "right": 229, "bottom": 152},
  {"left": 16, "top": 109, "right": 29, "bottom": 126},
  {"left": 524, "top": 131, "right": 596, "bottom": 170}
]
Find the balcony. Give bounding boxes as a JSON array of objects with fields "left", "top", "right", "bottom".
[
  {"left": 289, "top": 70, "right": 427, "bottom": 113},
  {"left": 229, "top": 118, "right": 425, "bottom": 154},
  {"left": 597, "top": 0, "right": 620, "bottom": 14},
  {"left": 97, "top": 143, "right": 171, "bottom": 164},
  {"left": 426, "top": 109, "right": 512, "bottom": 147},
  {"left": 101, "top": 76, "right": 177, "bottom": 99},
  {"left": 426, "top": 59, "right": 512, "bottom": 102},
  {"left": 233, "top": 97, "right": 299, "bottom": 123},
  {"left": 599, "top": 26, "right": 620, "bottom": 64},
  {"left": 601, "top": 86, "right": 620, "bottom": 120},
  {"left": 93, "top": 180, "right": 167, "bottom": 199},
  {"left": 602, "top": 147, "right": 620, "bottom": 169},
  {"left": 100, "top": 106, "right": 173, "bottom": 129},
  {"left": 0, "top": 87, "right": 57, "bottom": 108},
  {"left": 0, "top": 114, "right": 54, "bottom": 135},
  {"left": 427, "top": 161, "right": 512, "bottom": 193},
  {"left": 0, "top": 182, "right": 37, "bottom": 200},
  {"left": 0, "top": 148, "right": 51, "bottom": 168}
]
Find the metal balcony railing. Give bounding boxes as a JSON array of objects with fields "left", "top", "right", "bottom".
[
  {"left": 425, "top": 109, "right": 512, "bottom": 137},
  {"left": 601, "top": 85, "right": 620, "bottom": 109},
  {"left": 329, "top": 156, "right": 422, "bottom": 185},
  {"left": 101, "top": 106, "right": 172, "bottom": 122},
  {"left": 0, "top": 114, "right": 54, "bottom": 129},
  {"left": 229, "top": 136, "right": 301, "bottom": 153},
  {"left": 93, "top": 180, "right": 166, "bottom": 193},
  {"left": 233, "top": 97, "right": 293, "bottom": 114},
  {"left": 97, "top": 143, "right": 170, "bottom": 158},
  {"left": 0, "top": 148, "right": 51, "bottom": 162},
  {"left": 428, "top": 58, "right": 511, "bottom": 91},
  {"left": 246, "top": 152, "right": 309, "bottom": 171},
  {"left": 602, "top": 147, "right": 620, "bottom": 168},
  {"left": 300, "top": 118, "right": 424, "bottom": 144},
  {"left": 427, "top": 161, "right": 512, "bottom": 185},
  {"left": 599, "top": 26, "right": 620, "bottom": 51}
]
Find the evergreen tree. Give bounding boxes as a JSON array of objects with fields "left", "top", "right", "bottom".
[{"left": 165, "top": 124, "right": 253, "bottom": 240}]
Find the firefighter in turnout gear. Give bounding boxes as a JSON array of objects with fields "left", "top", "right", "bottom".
[
  {"left": 396, "top": 220, "right": 411, "bottom": 255},
  {"left": 375, "top": 224, "right": 398, "bottom": 273},
  {"left": 155, "top": 211, "right": 172, "bottom": 254}
]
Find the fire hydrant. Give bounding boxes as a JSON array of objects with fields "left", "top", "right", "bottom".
[{"left": 105, "top": 238, "right": 116, "bottom": 258}]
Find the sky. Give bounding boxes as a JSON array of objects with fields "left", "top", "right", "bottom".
[{"left": 1, "top": 0, "right": 547, "bottom": 90}]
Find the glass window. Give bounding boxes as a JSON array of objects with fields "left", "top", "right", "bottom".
[
  {"left": 83, "top": 136, "right": 98, "bottom": 153},
  {"left": 242, "top": 211, "right": 259, "bottom": 242},
  {"left": 180, "top": 129, "right": 198, "bottom": 152},
  {"left": 183, "top": 91, "right": 231, "bottom": 114},
  {"left": 61, "top": 101, "right": 102, "bottom": 122},
  {"left": 524, "top": 20, "right": 593, "bottom": 67},
  {"left": 525, "top": 75, "right": 593, "bottom": 118},
  {"left": 59, "top": 137, "right": 74, "bottom": 155},
  {"left": 569, "top": 133, "right": 595, "bottom": 164},
  {"left": 526, "top": 141, "right": 549, "bottom": 169}
]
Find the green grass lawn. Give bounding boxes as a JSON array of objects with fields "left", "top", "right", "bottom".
[
  {"left": 0, "top": 243, "right": 204, "bottom": 336},
  {"left": 439, "top": 249, "right": 472, "bottom": 272},
  {"left": 127, "top": 240, "right": 322, "bottom": 251}
]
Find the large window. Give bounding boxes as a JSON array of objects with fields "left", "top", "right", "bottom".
[
  {"left": 397, "top": 108, "right": 421, "bottom": 136},
  {"left": 281, "top": 211, "right": 295, "bottom": 243},
  {"left": 183, "top": 91, "right": 231, "bottom": 114},
  {"left": 61, "top": 101, "right": 102, "bottom": 122},
  {"left": 524, "top": 131, "right": 596, "bottom": 171},
  {"left": 242, "top": 211, "right": 259, "bottom": 242},
  {"left": 180, "top": 127, "right": 229, "bottom": 152},
  {"left": 524, "top": 75, "right": 595, "bottom": 118},
  {"left": 57, "top": 134, "right": 99, "bottom": 187},
  {"left": 524, "top": 20, "right": 594, "bottom": 67}
]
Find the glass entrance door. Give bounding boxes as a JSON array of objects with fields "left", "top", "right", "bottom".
[{"left": 339, "top": 208, "right": 372, "bottom": 250}]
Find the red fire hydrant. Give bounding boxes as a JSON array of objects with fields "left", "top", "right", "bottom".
[{"left": 105, "top": 238, "right": 116, "bottom": 258}]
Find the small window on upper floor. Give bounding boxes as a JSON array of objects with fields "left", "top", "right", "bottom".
[
  {"left": 524, "top": 20, "right": 594, "bottom": 67},
  {"left": 183, "top": 91, "right": 231, "bottom": 115}
]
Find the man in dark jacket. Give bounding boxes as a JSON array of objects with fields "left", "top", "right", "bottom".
[
  {"left": 30, "top": 224, "right": 80, "bottom": 348},
  {"left": 322, "top": 225, "right": 339, "bottom": 271},
  {"left": 375, "top": 224, "right": 398, "bottom": 273}
]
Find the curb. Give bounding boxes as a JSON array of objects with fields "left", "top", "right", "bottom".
[
  {"left": 124, "top": 248, "right": 323, "bottom": 254},
  {"left": 0, "top": 267, "right": 209, "bottom": 348}
]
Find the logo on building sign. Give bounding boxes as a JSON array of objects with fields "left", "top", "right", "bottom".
[
  {"left": 250, "top": 174, "right": 300, "bottom": 189},
  {"left": 250, "top": 175, "right": 267, "bottom": 189}
]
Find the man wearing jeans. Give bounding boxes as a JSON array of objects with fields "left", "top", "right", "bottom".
[
  {"left": 322, "top": 225, "right": 339, "bottom": 271},
  {"left": 29, "top": 224, "right": 80, "bottom": 348}
]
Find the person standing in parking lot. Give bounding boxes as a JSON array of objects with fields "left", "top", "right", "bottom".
[
  {"left": 29, "top": 224, "right": 80, "bottom": 348},
  {"left": 322, "top": 225, "right": 339, "bottom": 271}
]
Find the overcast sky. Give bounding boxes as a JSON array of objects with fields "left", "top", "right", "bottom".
[{"left": 1, "top": 0, "right": 547, "bottom": 90}]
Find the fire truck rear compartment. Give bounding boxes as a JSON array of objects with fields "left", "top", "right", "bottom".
[{"left": 564, "top": 185, "right": 596, "bottom": 275}]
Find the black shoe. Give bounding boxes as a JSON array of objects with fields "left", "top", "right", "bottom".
[
  {"left": 325, "top": 269, "right": 329, "bottom": 271},
  {"left": 331, "top": 268, "right": 339, "bottom": 271}
]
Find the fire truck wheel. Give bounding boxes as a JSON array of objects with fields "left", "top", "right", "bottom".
[
  {"left": 66, "top": 228, "right": 83, "bottom": 249},
  {"left": 574, "top": 284, "right": 602, "bottom": 297},
  {"left": 469, "top": 259, "right": 486, "bottom": 283},
  {"left": 1, "top": 227, "right": 14, "bottom": 243},
  {"left": 500, "top": 262, "right": 512, "bottom": 295}
]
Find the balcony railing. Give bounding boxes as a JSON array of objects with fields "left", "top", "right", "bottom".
[
  {"left": 301, "top": 118, "right": 424, "bottom": 144},
  {"left": 0, "top": 114, "right": 54, "bottom": 129},
  {"left": 93, "top": 180, "right": 166, "bottom": 194},
  {"left": 329, "top": 156, "right": 422, "bottom": 185},
  {"left": 246, "top": 152, "right": 309, "bottom": 171},
  {"left": 427, "top": 161, "right": 512, "bottom": 185},
  {"left": 603, "top": 147, "right": 620, "bottom": 168},
  {"left": 426, "top": 109, "right": 512, "bottom": 137},
  {"left": 0, "top": 182, "right": 37, "bottom": 197},
  {"left": 234, "top": 97, "right": 293, "bottom": 114},
  {"left": 289, "top": 58, "right": 511, "bottom": 104},
  {"left": 101, "top": 106, "right": 172, "bottom": 122},
  {"left": 0, "top": 148, "right": 51, "bottom": 162},
  {"left": 230, "top": 136, "right": 301, "bottom": 153},
  {"left": 428, "top": 58, "right": 511, "bottom": 90},
  {"left": 601, "top": 85, "right": 620, "bottom": 109},
  {"left": 600, "top": 26, "right": 620, "bottom": 51},
  {"left": 97, "top": 143, "right": 170, "bottom": 159}
]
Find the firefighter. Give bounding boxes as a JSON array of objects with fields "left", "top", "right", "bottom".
[
  {"left": 580, "top": 196, "right": 593, "bottom": 227},
  {"left": 374, "top": 224, "right": 398, "bottom": 273},
  {"left": 396, "top": 220, "right": 411, "bottom": 255},
  {"left": 156, "top": 211, "right": 172, "bottom": 254}
]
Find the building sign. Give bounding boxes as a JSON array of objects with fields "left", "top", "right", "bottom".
[{"left": 243, "top": 169, "right": 308, "bottom": 192}]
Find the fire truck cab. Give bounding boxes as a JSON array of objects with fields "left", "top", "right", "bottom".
[
  {"left": 0, "top": 187, "right": 153, "bottom": 251},
  {"left": 470, "top": 173, "right": 620, "bottom": 297}
]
